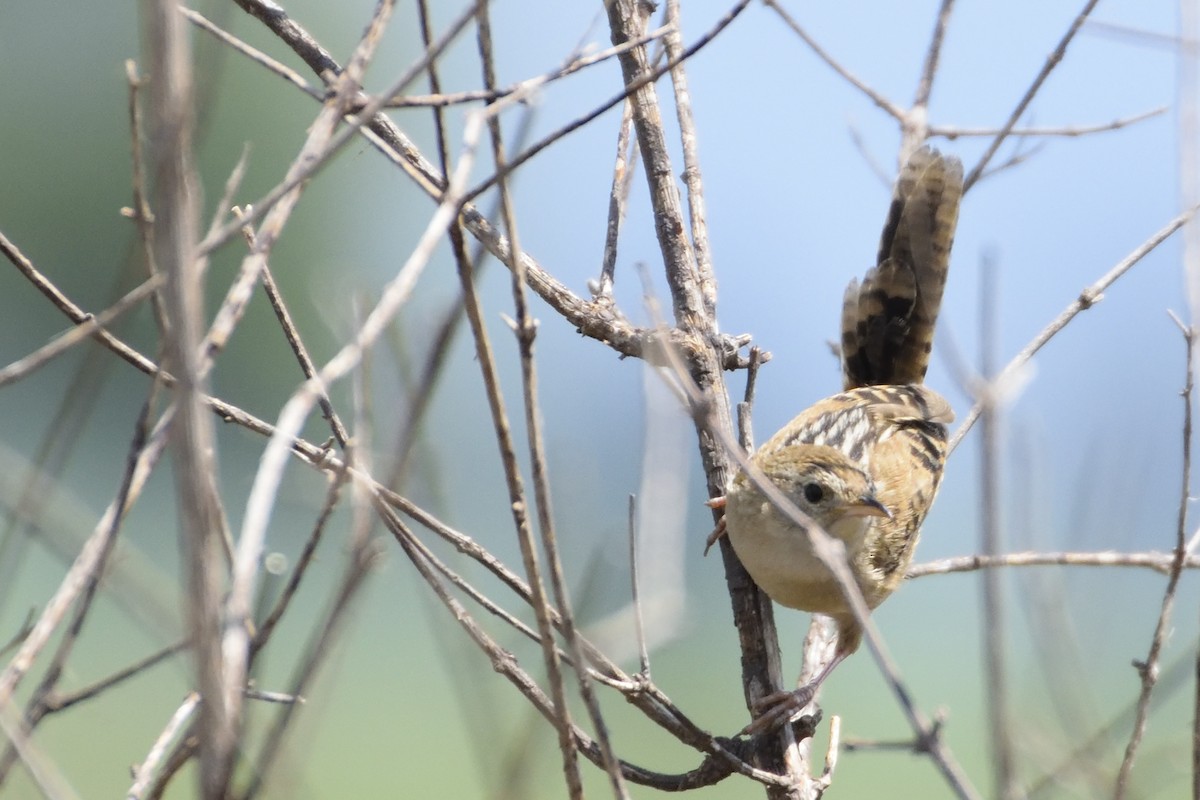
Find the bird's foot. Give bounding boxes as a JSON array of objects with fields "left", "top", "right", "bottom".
[
  {"left": 740, "top": 685, "right": 817, "bottom": 736},
  {"left": 703, "top": 498, "right": 726, "bottom": 555}
]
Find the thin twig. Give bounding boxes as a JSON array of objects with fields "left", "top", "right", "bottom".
[
  {"left": 384, "top": 24, "right": 673, "bottom": 109},
  {"left": 387, "top": 0, "right": 482, "bottom": 491},
  {"left": 976, "top": 254, "right": 1016, "bottom": 799},
  {"left": 1083, "top": 18, "right": 1200, "bottom": 51},
  {"left": 762, "top": 0, "right": 906, "bottom": 121},
  {"left": 182, "top": 7, "right": 324, "bottom": 103},
  {"left": 949, "top": 203, "right": 1200, "bottom": 454},
  {"left": 464, "top": 0, "right": 751, "bottom": 204},
  {"left": 0, "top": 613, "right": 33, "bottom": 661},
  {"left": 250, "top": 467, "right": 349, "bottom": 652},
  {"left": 0, "top": 397, "right": 179, "bottom": 712},
  {"left": 814, "top": 714, "right": 842, "bottom": 792},
  {"left": 629, "top": 495, "right": 652, "bottom": 678},
  {"left": 374, "top": 498, "right": 787, "bottom": 789},
  {"left": 908, "top": 549, "right": 1200, "bottom": 578},
  {"left": 242, "top": 688, "right": 302, "bottom": 705},
  {"left": 1026, "top": 647, "right": 1197, "bottom": 797},
  {"left": 204, "top": 0, "right": 758, "bottom": 370},
  {"left": 385, "top": 68, "right": 536, "bottom": 490},
  {"left": 913, "top": 0, "right": 955, "bottom": 110},
  {"left": 196, "top": 1, "right": 481, "bottom": 257},
  {"left": 472, "top": 5, "right": 590, "bottom": 796},
  {"left": 220, "top": 5, "right": 399, "bottom": 786},
  {"left": 257, "top": 261, "right": 351, "bottom": 449},
  {"left": 933, "top": 107, "right": 1167, "bottom": 139},
  {"left": 1112, "top": 317, "right": 1194, "bottom": 798},
  {"left": 0, "top": 276, "right": 162, "bottom": 389},
  {"left": 665, "top": 0, "right": 717, "bottom": 318},
  {"left": 736, "top": 346, "right": 764, "bottom": 452},
  {"left": 47, "top": 640, "right": 188, "bottom": 713},
  {"left": 962, "top": 0, "right": 1103, "bottom": 191},
  {"left": 127, "top": 693, "right": 199, "bottom": 800},
  {"left": 596, "top": 90, "right": 639, "bottom": 299},
  {"left": 124, "top": 60, "right": 167, "bottom": 334}
]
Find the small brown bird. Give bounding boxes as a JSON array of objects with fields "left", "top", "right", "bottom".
[{"left": 713, "top": 145, "right": 963, "bottom": 733}]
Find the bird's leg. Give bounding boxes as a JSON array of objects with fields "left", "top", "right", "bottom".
[{"left": 740, "top": 648, "right": 850, "bottom": 736}]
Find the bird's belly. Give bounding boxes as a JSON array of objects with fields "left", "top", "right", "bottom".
[{"left": 724, "top": 497, "right": 871, "bottom": 614}]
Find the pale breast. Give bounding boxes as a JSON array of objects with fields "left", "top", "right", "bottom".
[{"left": 758, "top": 384, "right": 951, "bottom": 586}]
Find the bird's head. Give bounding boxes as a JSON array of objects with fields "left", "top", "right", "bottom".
[{"left": 745, "top": 444, "right": 891, "bottom": 529}]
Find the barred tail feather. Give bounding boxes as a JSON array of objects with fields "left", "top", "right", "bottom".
[{"left": 841, "top": 146, "right": 963, "bottom": 389}]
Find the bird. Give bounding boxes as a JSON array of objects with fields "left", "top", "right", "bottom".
[{"left": 710, "top": 145, "right": 963, "bottom": 734}]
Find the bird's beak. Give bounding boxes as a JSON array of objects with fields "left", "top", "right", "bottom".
[{"left": 844, "top": 495, "right": 892, "bottom": 519}]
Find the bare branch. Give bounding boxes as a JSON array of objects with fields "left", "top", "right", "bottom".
[
  {"left": 963, "top": 0, "right": 1103, "bottom": 191},
  {"left": 0, "top": 276, "right": 161, "bottom": 389},
  {"left": 975, "top": 254, "right": 1016, "bottom": 799},
  {"left": 950, "top": 203, "right": 1200, "bottom": 453},
  {"left": 933, "top": 107, "right": 1167, "bottom": 139},
  {"left": 763, "top": 0, "right": 906, "bottom": 121},
  {"left": 665, "top": 0, "right": 717, "bottom": 318},
  {"left": 1112, "top": 318, "right": 1194, "bottom": 798},
  {"left": 913, "top": 0, "right": 955, "bottom": 110},
  {"left": 127, "top": 694, "right": 199, "bottom": 800},
  {"left": 628, "top": 494, "right": 652, "bottom": 678},
  {"left": 908, "top": 550, "right": 1200, "bottom": 578},
  {"left": 472, "top": 4, "right": 589, "bottom": 794}
]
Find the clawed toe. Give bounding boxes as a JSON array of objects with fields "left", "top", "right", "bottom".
[
  {"left": 739, "top": 686, "right": 817, "bottom": 736},
  {"left": 703, "top": 514, "right": 727, "bottom": 555}
]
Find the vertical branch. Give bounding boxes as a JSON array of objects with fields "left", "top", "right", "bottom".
[
  {"left": 124, "top": 60, "right": 168, "bottom": 333},
  {"left": 597, "top": 95, "right": 639, "bottom": 299},
  {"left": 470, "top": 4, "right": 584, "bottom": 795},
  {"left": 1178, "top": 5, "right": 1200, "bottom": 794},
  {"left": 605, "top": 0, "right": 699, "bottom": 325},
  {"left": 977, "top": 253, "right": 1015, "bottom": 799},
  {"left": 903, "top": 0, "right": 955, "bottom": 155},
  {"left": 143, "top": 1, "right": 230, "bottom": 795},
  {"left": 1182, "top": 0, "right": 1200, "bottom": 325},
  {"left": 475, "top": 4, "right": 631, "bottom": 795},
  {"left": 603, "top": 1, "right": 803, "bottom": 792},
  {"left": 664, "top": 0, "right": 716, "bottom": 318},
  {"left": 1113, "top": 316, "right": 1194, "bottom": 799},
  {"left": 912, "top": 0, "right": 955, "bottom": 110},
  {"left": 628, "top": 495, "right": 652, "bottom": 677}
]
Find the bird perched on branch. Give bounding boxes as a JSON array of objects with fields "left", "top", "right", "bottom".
[{"left": 710, "top": 145, "right": 963, "bottom": 734}]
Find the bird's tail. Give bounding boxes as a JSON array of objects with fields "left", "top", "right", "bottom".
[{"left": 840, "top": 146, "right": 963, "bottom": 390}]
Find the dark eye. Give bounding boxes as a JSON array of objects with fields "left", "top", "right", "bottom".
[{"left": 803, "top": 482, "right": 824, "bottom": 503}]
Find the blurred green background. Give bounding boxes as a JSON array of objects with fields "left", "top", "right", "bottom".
[{"left": 1, "top": 1, "right": 1197, "bottom": 797}]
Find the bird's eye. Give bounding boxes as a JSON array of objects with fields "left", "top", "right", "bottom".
[{"left": 803, "top": 482, "right": 824, "bottom": 503}]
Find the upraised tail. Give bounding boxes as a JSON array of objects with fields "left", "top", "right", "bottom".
[{"left": 841, "top": 146, "right": 963, "bottom": 389}]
